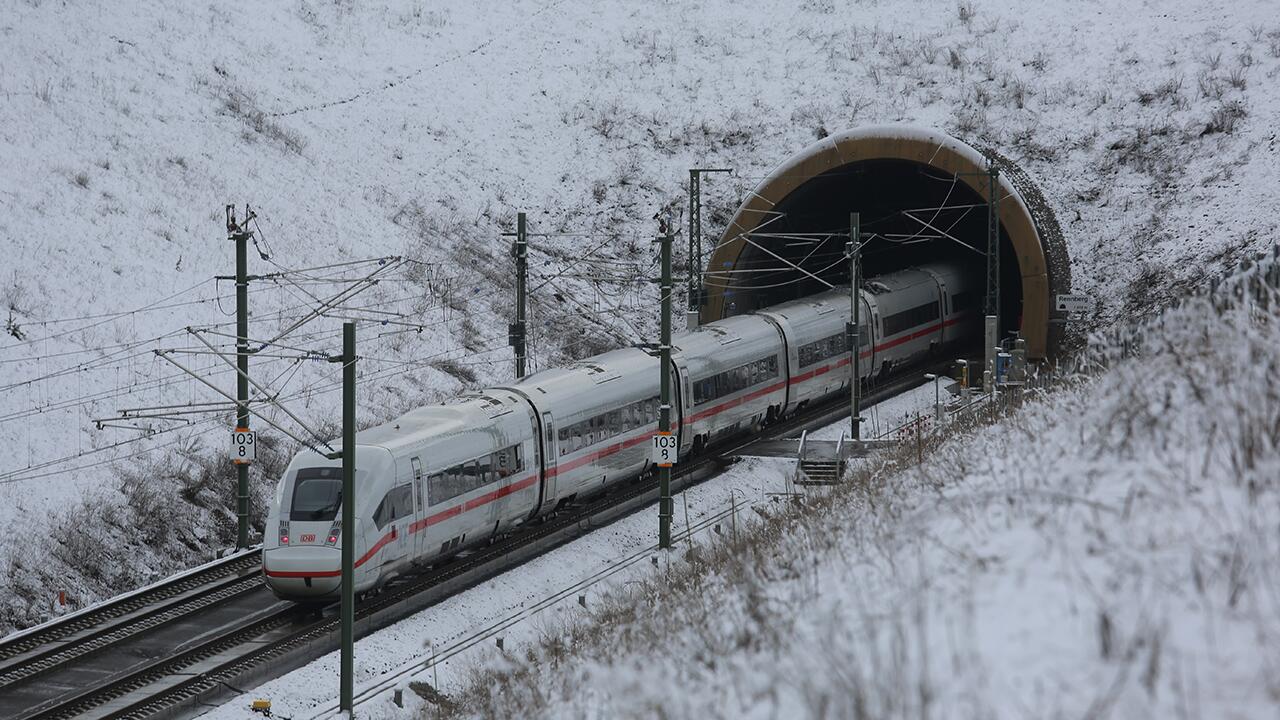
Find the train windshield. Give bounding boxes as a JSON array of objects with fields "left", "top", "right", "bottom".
[{"left": 290, "top": 467, "right": 343, "bottom": 521}]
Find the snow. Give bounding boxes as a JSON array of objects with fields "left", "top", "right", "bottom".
[
  {"left": 416, "top": 261, "right": 1280, "bottom": 719},
  {"left": 200, "top": 380, "right": 948, "bottom": 719},
  {"left": 0, "top": 0, "right": 1277, "bottom": 670}
]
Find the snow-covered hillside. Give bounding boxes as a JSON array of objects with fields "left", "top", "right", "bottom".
[
  {"left": 428, "top": 256, "right": 1280, "bottom": 719},
  {"left": 2, "top": 0, "right": 1278, "bottom": 631}
]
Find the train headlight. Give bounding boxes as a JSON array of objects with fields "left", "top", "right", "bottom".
[
  {"left": 278, "top": 520, "right": 290, "bottom": 545},
  {"left": 325, "top": 520, "right": 341, "bottom": 546}
]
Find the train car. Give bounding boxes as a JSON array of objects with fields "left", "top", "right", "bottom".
[
  {"left": 671, "top": 314, "right": 788, "bottom": 453},
  {"left": 263, "top": 262, "right": 979, "bottom": 604},
  {"left": 263, "top": 390, "right": 539, "bottom": 602},
  {"left": 500, "top": 346, "right": 663, "bottom": 515},
  {"left": 920, "top": 263, "right": 982, "bottom": 345},
  {"left": 754, "top": 286, "right": 874, "bottom": 415}
]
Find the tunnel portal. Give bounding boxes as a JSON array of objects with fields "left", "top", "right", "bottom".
[{"left": 701, "top": 126, "right": 1070, "bottom": 359}]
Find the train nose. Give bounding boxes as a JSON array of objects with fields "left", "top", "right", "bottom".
[{"left": 263, "top": 545, "right": 342, "bottom": 600}]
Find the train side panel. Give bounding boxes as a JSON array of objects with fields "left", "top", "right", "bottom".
[{"left": 674, "top": 315, "right": 787, "bottom": 448}]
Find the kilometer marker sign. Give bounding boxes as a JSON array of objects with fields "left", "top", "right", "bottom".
[
  {"left": 652, "top": 431, "right": 678, "bottom": 467},
  {"left": 231, "top": 427, "right": 256, "bottom": 464}
]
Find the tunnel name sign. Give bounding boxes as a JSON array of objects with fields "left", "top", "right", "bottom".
[
  {"left": 1055, "top": 293, "right": 1090, "bottom": 314},
  {"left": 652, "top": 432, "right": 678, "bottom": 467},
  {"left": 231, "top": 428, "right": 256, "bottom": 464}
]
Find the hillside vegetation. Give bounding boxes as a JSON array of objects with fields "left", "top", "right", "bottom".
[
  {"left": 2, "top": 0, "right": 1278, "bottom": 633},
  {"left": 430, "top": 255, "right": 1280, "bottom": 719}
]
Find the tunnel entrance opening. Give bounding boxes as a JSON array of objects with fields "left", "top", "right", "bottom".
[
  {"left": 703, "top": 126, "right": 1070, "bottom": 360},
  {"left": 722, "top": 158, "right": 1022, "bottom": 342}
]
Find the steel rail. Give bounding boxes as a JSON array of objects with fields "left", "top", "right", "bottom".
[{"left": 0, "top": 552, "right": 261, "bottom": 665}]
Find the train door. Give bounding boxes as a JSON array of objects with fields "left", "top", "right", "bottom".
[
  {"left": 855, "top": 294, "right": 875, "bottom": 379},
  {"left": 540, "top": 412, "right": 558, "bottom": 512},
  {"left": 411, "top": 456, "right": 425, "bottom": 557},
  {"left": 671, "top": 359, "right": 692, "bottom": 453}
]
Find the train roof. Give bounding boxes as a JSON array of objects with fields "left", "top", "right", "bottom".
[
  {"left": 353, "top": 391, "right": 527, "bottom": 454},
  {"left": 505, "top": 345, "right": 656, "bottom": 396}
]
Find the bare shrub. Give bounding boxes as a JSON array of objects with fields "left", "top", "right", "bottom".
[
  {"left": 431, "top": 357, "right": 478, "bottom": 386},
  {"left": 221, "top": 85, "right": 307, "bottom": 155},
  {"left": 947, "top": 47, "right": 963, "bottom": 70},
  {"left": 1137, "top": 76, "right": 1183, "bottom": 106},
  {"left": 952, "top": 104, "right": 984, "bottom": 136},
  {"left": 1201, "top": 51, "right": 1222, "bottom": 71},
  {"left": 957, "top": 1, "right": 976, "bottom": 26},
  {"left": 916, "top": 37, "right": 939, "bottom": 65},
  {"left": 32, "top": 77, "right": 53, "bottom": 103},
  {"left": 1005, "top": 76, "right": 1028, "bottom": 109},
  {"left": 71, "top": 171, "right": 90, "bottom": 189},
  {"left": 1203, "top": 101, "right": 1247, "bottom": 136},
  {"left": 1227, "top": 66, "right": 1247, "bottom": 90},
  {"left": 1197, "top": 71, "right": 1225, "bottom": 100}
]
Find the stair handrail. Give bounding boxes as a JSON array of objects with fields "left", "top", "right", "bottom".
[
  {"left": 835, "top": 430, "right": 845, "bottom": 465},
  {"left": 797, "top": 429, "right": 808, "bottom": 464}
]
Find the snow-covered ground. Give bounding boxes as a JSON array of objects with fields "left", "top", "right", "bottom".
[
  {"left": 415, "top": 260, "right": 1280, "bottom": 719},
  {"left": 2, "top": 0, "right": 1279, "bottom": 636},
  {"left": 202, "top": 381, "right": 947, "bottom": 720}
]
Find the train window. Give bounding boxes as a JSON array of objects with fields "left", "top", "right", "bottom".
[
  {"left": 290, "top": 468, "right": 343, "bottom": 522},
  {"left": 798, "top": 334, "right": 848, "bottom": 368},
  {"left": 477, "top": 454, "right": 493, "bottom": 484},
  {"left": 883, "top": 301, "right": 940, "bottom": 336},
  {"left": 373, "top": 495, "right": 391, "bottom": 530},
  {"left": 427, "top": 474, "right": 444, "bottom": 505},
  {"left": 396, "top": 485, "right": 414, "bottom": 519},
  {"left": 446, "top": 465, "right": 465, "bottom": 499},
  {"left": 461, "top": 460, "right": 482, "bottom": 493},
  {"left": 376, "top": 485, "right": 413, "bottom": 526}
]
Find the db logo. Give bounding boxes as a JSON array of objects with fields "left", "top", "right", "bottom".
[{"left": 300, "top": 533, "right": 316, "bottom": 543}]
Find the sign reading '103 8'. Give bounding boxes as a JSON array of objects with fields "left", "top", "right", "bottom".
[
  {"left": 231, "top": 428, "right": 256, "bottom": 464},
  {"left": 651, "top": 432, "right": 678, "bottom": 467}
]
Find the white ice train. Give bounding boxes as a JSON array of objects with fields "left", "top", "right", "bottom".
[{"left": 262, "top": 263, "right": 979, "bottom": 601}]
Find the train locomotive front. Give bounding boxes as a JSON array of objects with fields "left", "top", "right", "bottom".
[{"left": 263, "top": 391, "right": 541, "bottom": 603}]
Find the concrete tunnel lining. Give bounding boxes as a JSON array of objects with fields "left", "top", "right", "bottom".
[{"left": 701, "top": 125, "right": 1071, "bottom": 359}]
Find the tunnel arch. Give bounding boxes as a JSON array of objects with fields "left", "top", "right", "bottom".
[{"left": 702, "top": 125, "right": 1070, "bottom": 359}]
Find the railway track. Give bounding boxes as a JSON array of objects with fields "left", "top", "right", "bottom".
[{"left": 0, "top": 364, "right": 943, "bottom": 720}]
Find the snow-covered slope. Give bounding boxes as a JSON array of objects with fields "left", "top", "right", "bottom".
[
  {"left": 2, "top": 0, "right": 1278, "bottom": 631},
  {"left": 429, "top": 257, "right": 1280, "bottom": 719}
]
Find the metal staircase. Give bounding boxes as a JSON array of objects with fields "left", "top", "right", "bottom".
[{"left": 793, "top": 430, "right": 847, "bottom": 486}]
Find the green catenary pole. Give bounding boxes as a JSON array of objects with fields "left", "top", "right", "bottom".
[
  {"left": 658, "top": 220, "right": 673, "bottom": 550},
  {"left": 340, "top": 321, "right": 356, "bottom": 714},
  {"left": 687, "top": 171, "right": 699, "bottom": 316},
  {"left": 513, "top": 212, "right": 528, "bottom": 379},
  {"left": 686, "top": 168, "right": 732, "bottom": 325},
  {"left": 985, "top": 161, "right": 1001, "bottom": 323},
  {"left": 228, "top": 205, "right": 251, "bottom": 550},
  {"left": 848, "top": 213, "right": 862, "bottom": 441}
]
